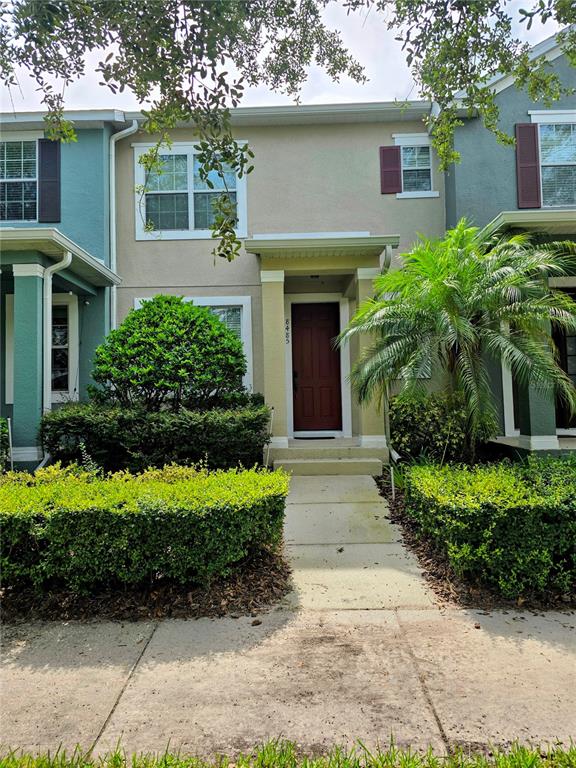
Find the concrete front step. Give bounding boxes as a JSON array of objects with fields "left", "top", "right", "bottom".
[
  {"left": 271, "top": 445, "right": 387, "bottom": 460},
  {"left": 273, "top": 457, "right": 383, "bottom": 475}
]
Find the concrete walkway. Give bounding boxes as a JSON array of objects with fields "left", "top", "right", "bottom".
[
  {"left": 284, "top": 475, "right": 434, "bottom": 610},
  {"left": 2, "top": 475, "right": 575, "bottom": 755}
]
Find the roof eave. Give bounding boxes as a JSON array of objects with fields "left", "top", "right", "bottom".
[
  {"left": 0, "top": 227, "right": 121, "bottom": 286},
  {"left": 482, "top": 209, "right": 576, "bottom": 237}
]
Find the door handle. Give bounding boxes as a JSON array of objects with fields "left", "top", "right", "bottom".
[{"left": 293, "top": 370, "right": 298, "bottom": 392}]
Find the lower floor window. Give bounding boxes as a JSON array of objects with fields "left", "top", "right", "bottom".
[
  {"left": 51, "top": 304, "right": 69, "bottom": 392},
  {"left": 207, "top": 305, "right": 242, "bottom": 338}
]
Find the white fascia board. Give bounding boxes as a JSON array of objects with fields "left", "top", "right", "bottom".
[
  {"left": 0, "top": 109, "right": 127, "bottom": 128},
  {"left": 127, "top": 101, "right": 434, "bottom": 128}
]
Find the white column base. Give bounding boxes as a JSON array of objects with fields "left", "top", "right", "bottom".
[
  {"left": 269, "top": 435, "right": 289, "bottom": 448},
  {"left": 359, "top": 434, "right": 388, "bottom": 448},
  {"left": 12, "top": 446, "right": 43, "bottom": 462},
  {"left": 517, "top": 434, "right": 560, "bottom": 451}
]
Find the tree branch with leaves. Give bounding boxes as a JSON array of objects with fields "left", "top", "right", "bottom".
[{"left": 2, "top": 0, "right": 574, "bottom": 260}]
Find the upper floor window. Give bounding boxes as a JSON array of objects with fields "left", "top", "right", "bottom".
[
  {"left": 0, "top": 140, "right": 37, "bottom": 221},
  {"left": 382, "top": 134, "right": 439, "bottom": 199},
  {"left": 539, "top": 123, "right": 576, "bottom": 207},
  {"left": 134, "top": 144, "right": 247, "bottom": 241},
  {"left": 401, "top": 145, "right": 432, "bottom": 193}
]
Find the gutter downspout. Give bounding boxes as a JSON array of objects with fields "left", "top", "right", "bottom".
[
  {"left": 43, "top": 251, "right": 72, "bottom": 416},
  {"left": 109, "top": 119, "right": 139, "bottom": 330}
]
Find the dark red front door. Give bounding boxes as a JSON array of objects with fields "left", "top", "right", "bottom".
[{"left": 292, "top": 303, "right": 342, "bottom": 431}]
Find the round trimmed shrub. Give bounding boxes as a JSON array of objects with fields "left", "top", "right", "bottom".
[{"left": 91, "top": 295, "right": 247, "bottom": 410}]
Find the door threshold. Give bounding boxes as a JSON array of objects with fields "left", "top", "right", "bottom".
[{"left": 293, "top": 431, "right": 343, "bottom": 439}]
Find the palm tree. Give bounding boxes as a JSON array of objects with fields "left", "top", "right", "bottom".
[{"left": 339, "top": 219, "right": 576, "bottom": 446}]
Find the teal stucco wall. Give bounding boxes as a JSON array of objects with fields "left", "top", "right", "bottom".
[
  {"left": 445, "top": 54, "right": 576, "bottom": 229},
  {"left": 4, "top": 126, "right": 112, "bottom": 264}
]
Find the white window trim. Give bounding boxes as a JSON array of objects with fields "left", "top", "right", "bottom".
[
  {"left": 133, "top": 143, "right": 248, "bottom": 241},
  {"left": 284, "top": 293, "right": 352, "bottom": 439},
  {"left": 51, "top": 294, "right": 79, "bottom": 404},
  {"left": 535, "top": 121, "right": 576, "bottom": 209},
  {"left": 529, "top": 111, "right": 576, "bottom": 125},
  {"left": 0, "top": 134, "right": 40, "bottom": 224},
  {"left": 392, "top": 133, "right": 431, "bottom": 146},
  {"left": 392, "top": 133, "right": 439, "bottom": 199},
  {"left": 396, "top": 191, "right": 439, "bottom": 199},
  {"left": 4, "top": 292, "right": 79, "bottom": 405},
  {"left": 134, "top": 295, "right": 253, "bottom": 391}
]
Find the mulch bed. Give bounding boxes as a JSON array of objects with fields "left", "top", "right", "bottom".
[
  {"left": 376, "top": 475, "right": 575, "bottom": 612},
  {"left": 1, "top": 548, "right": 292, "bottom": 624}
]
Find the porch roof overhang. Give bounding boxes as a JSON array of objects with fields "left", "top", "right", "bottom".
[
  {"left": 483, "top": 209, "right": 576, "bottom": 237},
  {"left": 245, "top": 233, "right": 400, "bottom": 260},
  {"left": 0, "top": 227, "right": 121, "bottom": 286}
]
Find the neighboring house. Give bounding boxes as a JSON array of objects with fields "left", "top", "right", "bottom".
[
  {"left": 0, "top": 111, "right": 127, "bottom": 465},
  {"left": 445, "top": 33, "right": 576, "bottom": 453},
  {"left": 114, "top": 101, "right": 446, "bottom": 470}
]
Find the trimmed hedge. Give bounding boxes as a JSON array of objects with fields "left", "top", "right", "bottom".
[
  {"left": 389, "top": 393, "right": 470, "bottom": 462},
  {"left": 404, "top": 456, "right": 576, "bottom": 599},
  {"left": 0, "top": 463, "right": 289, "bottom": 592},
  {"left": 40, "top": 402, "right": 271, "bottom": 472}
]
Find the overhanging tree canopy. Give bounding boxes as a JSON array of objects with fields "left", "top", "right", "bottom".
[{"left": 2, "top": 0, "right": 574, "bottom": 260}]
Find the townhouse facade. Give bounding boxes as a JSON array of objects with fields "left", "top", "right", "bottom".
[
  {"left": 446, "top": 35, "right": 576, "bottom": 452},
  {"left": 0, "top": 32, "right": 574, "bottom": 467},
  {"left": 0, "top": 112, "right": 124, "bottom": 463},
  {"left": 114, "top": 102, "right": 445, "bottom": 465}
]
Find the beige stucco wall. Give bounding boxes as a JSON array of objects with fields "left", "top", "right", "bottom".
[{"left": 115, "top": 117, "right": 446, "bottom": 408}]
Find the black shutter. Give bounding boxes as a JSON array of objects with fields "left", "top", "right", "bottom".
[{"left": 38, "top": 139, "right": 61, "bottom": 222}]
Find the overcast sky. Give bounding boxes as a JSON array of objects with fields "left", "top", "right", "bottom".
[{"left": 0, "top": 2, "right": 560, "bottom": 114}]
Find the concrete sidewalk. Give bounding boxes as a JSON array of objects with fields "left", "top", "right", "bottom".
[{"left": 2, "top": 475, "right": 575, "bottom": 755}]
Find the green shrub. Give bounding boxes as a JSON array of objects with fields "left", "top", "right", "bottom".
[
  {"left": 91, "top": 295, "right": 247, "bottom": 411},
  {"left": 0, "top": 417, "right": 8, "bottom": 472},
  {"left": 389, "top": 393, "right": 470, "bottom": 462},
  {"left": 40, "top": 402, "right": 271, "bottom": 472},
  {"left": 404, "top": 456, "right": 576, "bottom": 598},
  {"left": 0, "top": 463, "right": 289, "bottom": 592}
]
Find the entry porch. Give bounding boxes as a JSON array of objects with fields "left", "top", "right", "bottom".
[
  {"left": 484, "top": 209, "right": 576, "bottom": 453},
  {"left": 245, "top": 233, "right": 400, "bottom": 473},
  {"left": 0, "top": 228, "right": 120, "bottom": 465}
]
